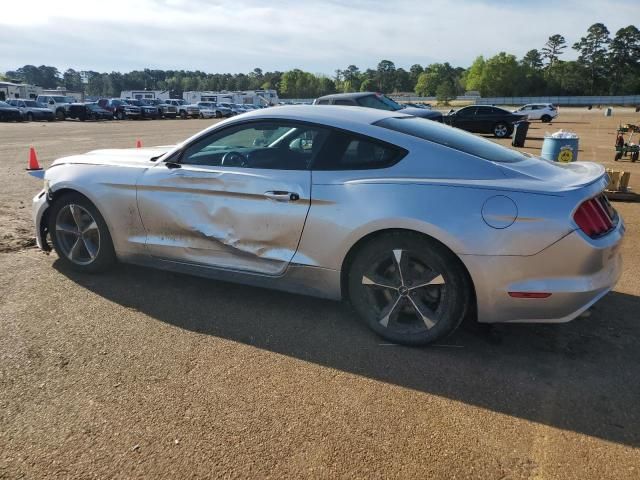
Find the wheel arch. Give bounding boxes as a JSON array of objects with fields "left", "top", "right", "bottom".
[{"left": 339, "top": 228, "right": 477, "bottom": 314}]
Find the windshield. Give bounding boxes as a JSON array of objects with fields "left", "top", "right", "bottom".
[
  {"left": 356, "top": 94, "right": 403, "bottom": 111},
  {"left": 51, "top": 96, "right": 67, "bottom": 102},
  {"left": 375, "top": 116, "right": 526, "bottom": 163},
  {"left": 24, "top": 100, "right": 38, "bottom": 107}
]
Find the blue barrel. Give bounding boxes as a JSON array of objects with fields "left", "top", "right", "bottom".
[{"left": 540, "top": 137, "right": 579, "bottom": 163}]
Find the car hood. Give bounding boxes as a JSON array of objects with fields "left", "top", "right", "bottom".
[{"left": 50, "top": 147, "right": 175, "bottom": 168}]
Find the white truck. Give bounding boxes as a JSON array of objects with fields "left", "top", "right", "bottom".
[{"left": 35, "top": 94, "right": 75, "bottom": 120}]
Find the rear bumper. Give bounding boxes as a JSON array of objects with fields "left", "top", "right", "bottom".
[{"left": 463, "top": 220, "right": 625, "bottom": 323}]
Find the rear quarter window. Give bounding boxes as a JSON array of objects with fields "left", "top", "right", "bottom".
[
  {"left": 375, "top": 116, "right": 526, "bottom": 163},
  {"left": 314, "top": 130, "right": 407, "bottom": 170}
]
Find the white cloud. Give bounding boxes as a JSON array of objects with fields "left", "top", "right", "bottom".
[{"left": 0, "top": 0, "right": 634, "bottom": 73}]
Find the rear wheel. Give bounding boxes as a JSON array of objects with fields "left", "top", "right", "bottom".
[
  {"left": 632, "top": 152, "right": 639, "bottom": 163},
  {"left": 56, "top": 109, "right": 65, "bottom": 120},
  {"left": 48, "top": 193, "right": 116, "bottom": 273},
  {"left": 116, "top": 110, "right": 126, "bottom": 120},
  {"left": 493, "top": 122, "right": 510, "bottom": 138},
  {"left": 180, "top": 110, "right": 187, "bottom": 119},
  {"left": 348, "top": 232, "right": 471, "bottom": 346},
  {"left": 26, "top": 112, "right": 34, "bottom": 122}
]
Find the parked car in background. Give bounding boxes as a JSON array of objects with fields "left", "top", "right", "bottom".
[
  {"left": 0, "top": 101, "right": 23, "bottom": 122},
  {"left": 513, "top": 103, "right": 558, "bottom": 122},
  {"left": 164, "top": 99, "right": 200, "bottom": 119},
  {"left": 66, "top": 103, "right": 114, "bottom": 121},
  {"left": 97, "top": 98, "right": 141, "bottom": 120},
  {"left": 33, "top": 105, "right": 624, "bottom": 346},
  {"left": 196, "top": 102, "right": 232, "bottom": 118},
  {"left": 6, "top": 99, "right": 55, "bottom": 121},
  {"left": 219, "top": 102, "right": 244, "bottom": 115},
  {"left": 314, "top": 92, "right": 443, "bottom": 122},
  {"left": 35, "top": 95, "right": 74, "bottom": 120},
  {"left": 125, "top": 99, "right": 161, "bottom": 119},
  {"left": 145, "top": 99, "right": 178, "bottom": 118},
  {"left": 443, "top": 105, "right": 526, "bottom": 138}
]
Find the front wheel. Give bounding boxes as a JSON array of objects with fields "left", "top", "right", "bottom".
[
  {"left": 26, "top": 112, "right": 34, "bottom": 122},
  {"left": 632, "top": 152, "right": 639, "bottom": 163},
  {"left": 116, "top": 111, "right": 126, "bottom": 120},
  {"left": 180, "top": 110, "right": 187, "bottom": 119},
  {"left": 541, "top": 114, "right": 552, "bottom": 123},
  {"left": 56, "top": 109, "right": 65, "bottom": 120},
  {"left": 493, "top": 123, "right": 510, "bottom": 138},
  {"left": 48, "top": 193, "right": 116, "bottom": 273},
  {"left": 348, "top": 232, "right": 471, "bottom": 346}
]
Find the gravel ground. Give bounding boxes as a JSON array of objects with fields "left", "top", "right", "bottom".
[{"left": 1, "top": 110, "right": 639, "bottom": 479}]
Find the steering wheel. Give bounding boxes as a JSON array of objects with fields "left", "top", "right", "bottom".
[{"left": 221, "top": 151, "right": 248, "bottom": 167}]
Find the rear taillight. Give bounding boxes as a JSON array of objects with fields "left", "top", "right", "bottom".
[{"left": 573, "top": 195, "right": 616, "bottom": 238}]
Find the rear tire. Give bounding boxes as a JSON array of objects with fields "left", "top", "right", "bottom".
[
  {"left": 493, "top": 122, "right": 510, "bottom": 138},
  {"left": 48, "top": 193, "right": 116, "bottom": 273},
  {"left": 632, "top": 152, "right": 639, "bottom": 163},
  {"left": 56, "top": 109, "right": 65, "bottom": 121},
  {"left": 347, "top": 232, "right": 471, "bottom": 346},
  {"left": 26, "top": 112, "right": 34, "bottom": 122}
]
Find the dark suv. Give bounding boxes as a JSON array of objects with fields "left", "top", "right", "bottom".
[
  {"left": 314, "top": 92, "right": 443, "bottom": 122},
  {"left": 97, "top": 98, "right": 141, "bottom": 120},
  {"left": 125, "top": 99, "right": 161, "bottom": 119}
]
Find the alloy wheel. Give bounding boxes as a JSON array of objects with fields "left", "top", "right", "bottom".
[
  {"left": 361, "top": 249, "right": 446, "bottom": 335},
  {"left": 55, "top": 204, "right": 101, "bottom": 265}
]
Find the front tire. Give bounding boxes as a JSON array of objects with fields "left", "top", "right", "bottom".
[
  {"left": 180, "top": 110, "right": 187, "bottom": 119},
  {"left": 48, "top": 193, "right": 116, "bottom": 273},
  {"left": 541, "top": 114, "right": 552, "bottom": 123},
  {"left": 347, "top": 232, "right": 471, "bottom": 346},
  {"left": 26, "top": 112, "right": 34, "bottom": 122}
]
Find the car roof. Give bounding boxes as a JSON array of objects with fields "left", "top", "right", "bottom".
[
  {"left": 316, "top": 92, "right": 377, "bottom": 101},
  {"left": 231, "top": 104, "right": 411, "bottom": 125}
]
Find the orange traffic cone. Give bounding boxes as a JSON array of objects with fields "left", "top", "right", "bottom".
[
  {"left": 136, "top": 139, "right": 143, "bottom": 148},
  {"left": 27, "top": 146, "right": 42, "bottom": 171}
]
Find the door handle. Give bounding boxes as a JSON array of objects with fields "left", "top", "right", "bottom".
[{"left": 264, "top": 191, "right": 300, "bottom": 202}]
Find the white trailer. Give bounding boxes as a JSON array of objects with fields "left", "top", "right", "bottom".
[
  {"left": 183, "top": 89, "right": 279, "bottom": 106},
  {"left": 120, "top": 90, "right": 170, "bottom": 101},
  {"left": 0, "top": 82, "right": 42, "bottom": 101}
]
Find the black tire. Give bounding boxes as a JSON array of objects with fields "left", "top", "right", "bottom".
[
  {"left": 116, "top": 110, "right": 126, "bottom": 120},
  {"left": 26, "top": 112, "right": 34, "bottom": 122},
  {"left": 56, "top": 109, "right": 65, "bottom": 121},
  {"left": 615, "top": 152, "right": 622, "bottom": 161},
  {"left": 347, "top": 231, "right": 471, "bottom": 346},
  {"left": 541, "top": 114, "right": 552, "bottom": 123},
  {"left": 632, "top": 152, "right": 639, "bottom": 163},
  {"left": 493, "top": 122, "right": 510, "bottom": 138},
  {"left": 180, "top": 110, "right": 187, "bottom": 119},
  {"left": 48, "top": 193, "right": 116, "bottom": 273}
]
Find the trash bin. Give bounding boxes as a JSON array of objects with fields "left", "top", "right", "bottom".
[
  {"left": 604, "top": 107, "right": 613, "bottom": 117},
  {"left": 541, "top": 132, "right": 579, "bottom": 163},
  {"left": 511, "top": 121, "right": 530, "bottom": 147}
]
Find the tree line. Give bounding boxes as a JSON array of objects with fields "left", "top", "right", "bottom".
[{"left": 2, "top": 23, "right": 638, "bottom": 100}]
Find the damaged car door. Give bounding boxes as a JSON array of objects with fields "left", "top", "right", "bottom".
[{"left": 136, "top": 120, "right": 328, "bottom": 275}]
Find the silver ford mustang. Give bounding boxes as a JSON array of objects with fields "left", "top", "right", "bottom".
[{"left": 33, "top": 106, "right": 624, "bottom": 345}]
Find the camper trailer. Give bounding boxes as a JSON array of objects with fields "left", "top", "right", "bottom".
[
  {"left": 183, "top": 89, "right": 278, "bottom": 106},
  {"left": 120, "top": 90, "right": 170, "bottom": 101},
  {"left": 0, "top": 82, "right": 42, "bottom": 101}
]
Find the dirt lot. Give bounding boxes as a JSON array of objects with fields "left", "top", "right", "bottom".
[{"left": 1, "top": 109, "right": 639, "bottom": 479}]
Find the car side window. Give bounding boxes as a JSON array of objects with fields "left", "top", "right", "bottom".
[
  {"left": 316, "top": 100, "right": 330, "bottom": 105},
  {"left": 334, "top": 99, "right": 354, "bottom": 106},
  {"left": 180, "top": 121, "right": 329, "bottom": 170},
  {"left": 457, "top": 107, "right": 476, "bottom": 117},
  {"left": 313, "top": 130, "right": 406, "bottom": 170}
]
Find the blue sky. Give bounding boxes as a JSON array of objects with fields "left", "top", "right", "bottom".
[{"left": 0, "top": 0, "right": 635, "bottom": 74}]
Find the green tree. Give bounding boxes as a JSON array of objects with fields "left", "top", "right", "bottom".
[
  {"left": 522, "top": 49, "right": 543, "bottom": 70},
  {"left": 63, "top": 69, "right": 83, "bottom": 91},
  {"left": 479, "top": 52, "right": 522, "bottom": 96},
  {"left": 375, "top": 60, "right": 396, "bottom": 92},
  {"left": 435, "top": 82, "right": 456, "bottom": 104},
  {"left": 541, "top": 34, "right": 567, "bottom": 67},
  {"left": 609, "top": 25, "right": 640, "bottom": 94},
  {"left": 573, "top": 23, "right": 611, "bottom": 94},
  {"left": 462, "top": 56, "right": 485, "bottom": 92}
]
